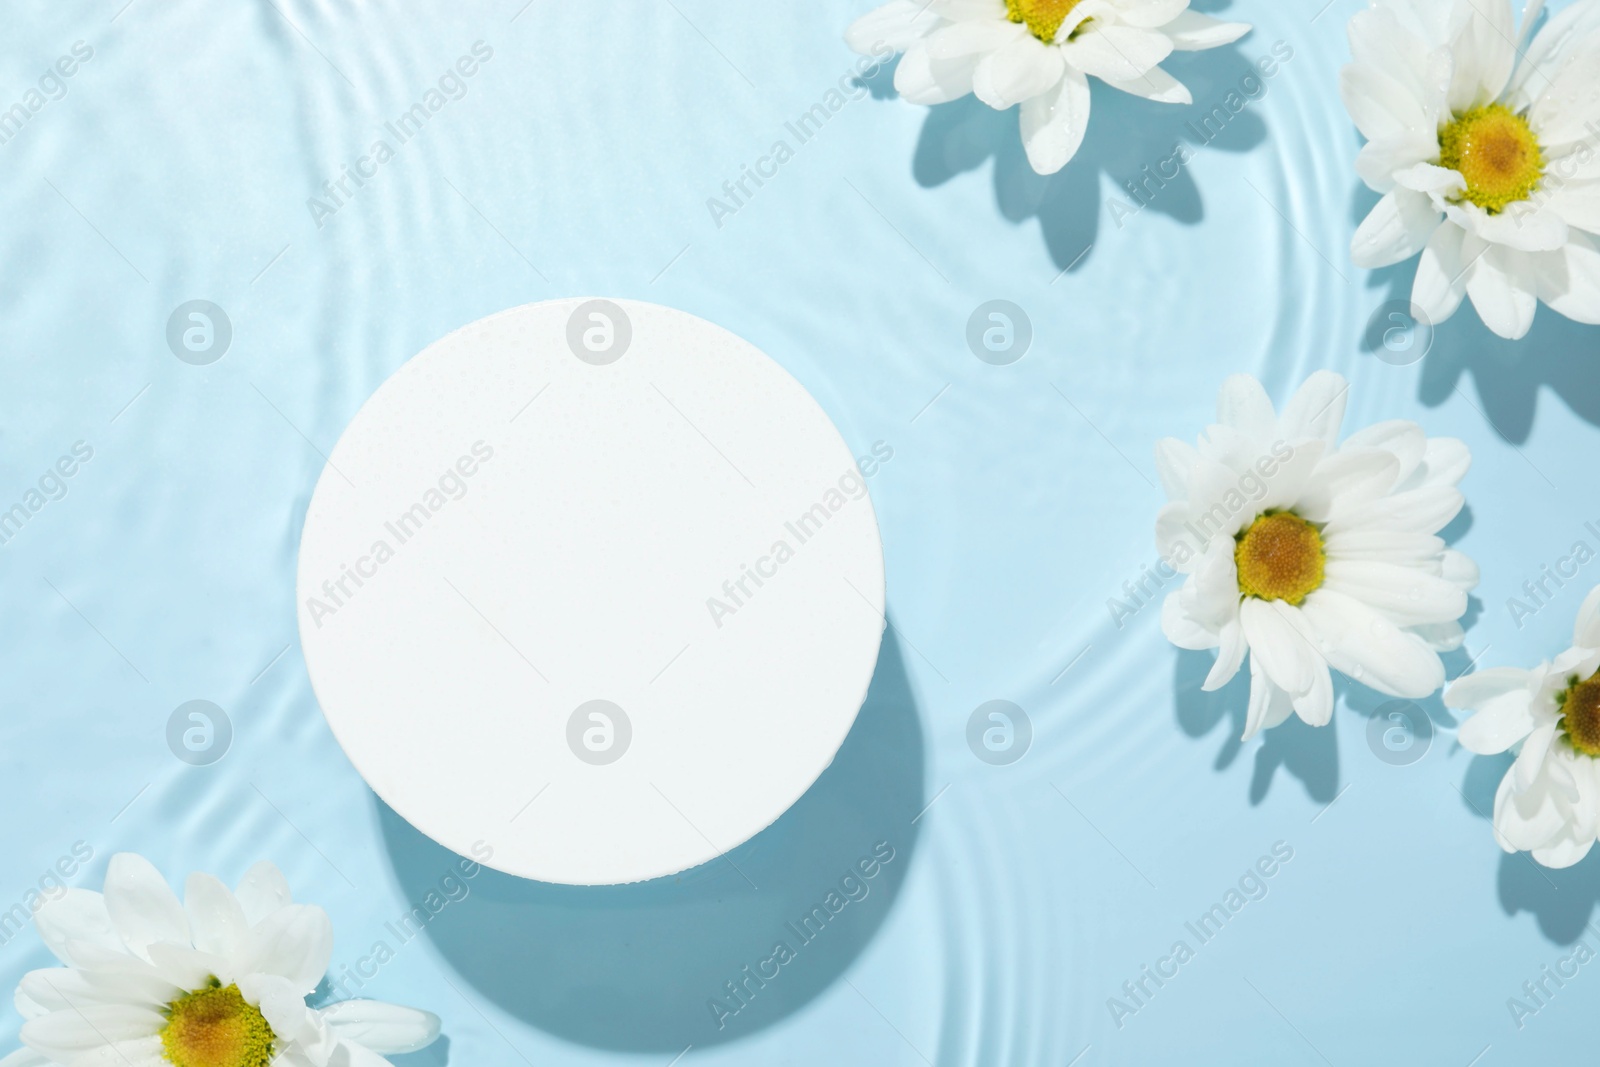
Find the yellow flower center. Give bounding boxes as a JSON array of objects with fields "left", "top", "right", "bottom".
[
  {"left": 1558, "top": 673, "right": 1600, "bottom": 758},
  {"left": 1438, "top": 104, "right": 1545, "bottom": 214},
  {"left": 1234, "top": 511, "right": 1326, "bottom": 606},
  {"left": 1005, "top": 0, "right": 1086, "bottom": 42},
  {"left": 159, "top": 982, "right": 276, "bottom": 1067}
]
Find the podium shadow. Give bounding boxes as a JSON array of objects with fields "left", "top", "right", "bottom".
[{"left": 376, "top": 627, "right": 926, "bottom": 1053}]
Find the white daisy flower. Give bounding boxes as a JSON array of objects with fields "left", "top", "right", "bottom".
[
  {"left": 844, "top": 0, "right": 1251, "bottom": 174},
  {"left": 0, "top": 854, "right": 439, "bottom": 1067},
  {"left": 1156, "top": 371, "right": 1478, "bottom": 741},
  {"left": 1343, "top": 0, "right": 1600, "bottom": 339},
  {"left": 1447, "top": 586, "right": 1600, "bottom": 868}
]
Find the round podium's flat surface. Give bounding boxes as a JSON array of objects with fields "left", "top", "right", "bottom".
[{"left": 296, "top": 299, "right": 885, "bottom": 885}]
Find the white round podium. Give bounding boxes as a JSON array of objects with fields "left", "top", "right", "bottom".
[{"left": 296, "top": 300, "right": 886, "bottom": 885}]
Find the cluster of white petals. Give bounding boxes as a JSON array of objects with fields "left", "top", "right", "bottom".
[
  {"left": 846, "top": 0, "right": 1250, "bottom": 173},
  {"left": 1449, "top": 589, "right": 1600, "bottom": 868},
  {"left": 1, "top": 855, "right": 438, "bottom": 1067},
  {"left": 1344, "top": 0, "right": 1600, "bottom": 338},
  {"left": 1157, "top": 372, "right": 1476, "bottom": 740}
]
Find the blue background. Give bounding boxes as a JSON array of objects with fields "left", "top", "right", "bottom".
[{"left": 2, "top": 0, "right": 1598, "bottom": 1063}]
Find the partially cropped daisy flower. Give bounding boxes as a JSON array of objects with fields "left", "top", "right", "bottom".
[
  {"left": 844, "top": 0, "right": 1251, "bottom": 174},
  {"left": 1448, "top": 587, "right": 1600, "bottom": 868},
  {"left": 1156, "top": 372, "right": 1478, "bottom": 740},
  {"left": 1343, "top": 0, "right": 1600, "bottom": 339},
  {"left": 1, "top": 854, "right": 439, "bottom": 1067}
]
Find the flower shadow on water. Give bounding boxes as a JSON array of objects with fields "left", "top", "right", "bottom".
[
  {"left": 1455, "top": 749, "right": 1600, "bottom": 945},
  {"left": 375, "top": 628, "right": 925, "bottom": 1054},
  {"left": 1350, "top": 181, "right": 1600, "bottom": 443},
  {"left": 1173, "top": 612, "right": 1479, "bottom": 807},
  {"left": 902, "top": 40, "right": 1269, "bottom": 274},
  {"left": 1172, "top": 648, "right": 1339, "bottom": 805}
]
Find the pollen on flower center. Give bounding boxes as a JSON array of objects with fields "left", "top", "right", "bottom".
[
  {"left": 1234, "top": 511, "right": 1326, "bottom": 606},
  {"left": 159, "top": 981, "right": 276, "bottom": 1067},
  {"left": 1558, "top": 673, "right": 1600, "bottom": 758},
  {"left": 1438, "top": 104, "right": 1545, "bottom": 214},
  {"left": 1005, "top": 0, "right": 1085, "bottom": 42}
]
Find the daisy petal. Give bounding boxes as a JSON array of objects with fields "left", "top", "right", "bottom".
[
  {"left": 1324, "top": 485, "right": 1463, "bottom": 537},
  {"left": 1062, "top": 24, "right": 1174, "bottom": 83},
  {"left": 1457, "top": 689, "right": 1539, "bottom": 754},
  {"left": 1410, "top": 436, "right": 1471, "bottom": 490},
  {"left": 147, "top": 942, "right": 232, "bottom": 991},
  {"left": 0, "top": 1049, "right": 52, "bottom": 1067},
  {"left": 1162, "top": 10, "right": 1251, "bottom": 51},
  {"left": 1440, "top": 548, "right": 1479, "bottom": 592},
  {"left": 845, "top": 0, "right": 939, "bottom": 53},
  {"left": 1446, "top": 0, "right": 1517, "bottom": 112},
  {"left": 235, "top": 862, "right": 293, "bottom": 927},
  {"left": 185, "top": 873, "right": 249, "bottom": 962},
  {"left": 1204, "top": 614, "right": 1248, "bottom": 691},
  {"left": 1465, "top": 242, "right": 1539, "bottom": 339},
  {"left": 1532, "top": 231, "right": 1600, "bottom": 326},
  {"left": 1101, "top": 64, "right": 1191, "bottom": 104},
  {"left": 1414, "top": 620, "right": 1465, "bottom": 651},
  {"left": 1214, "top": 374, "right": 1277, "bottom": 441},
  {"left": 1517, "top": 721, "right": 1560, "bottom": 792},
  {"left": 1494, "top": 767, "right": 1568, "bottom": 851},
  {"left": 1240, "top": 599, "right": 1315, "bottom": 697},
  {"left": 34, "top": 890, "right": 119, "bottom": 969},
  {"left": 972, "top": 35, "right": 1065, "bottom": 110},
  {"left": 1444, "top": 665, "right": 1533, "bottom": 708},
  {"left": 18, "top": 967, "right": 178, "bottom": 1016},
  {"left": 1019, "top": 65, "right": 1091, "bottom": 174},
  {"left": 1298, "top": 588, "right": 1446, "bottom": 698},
  {"left": 1342, "top": 419, "right": 1426, "bottom": 483},
  {"left": 1352, "top": 189, "right": 1441, "bottom": 268},
  {"left": 1531, "top": 832, "right": 1597, "bottom": 869},
  {"left": 322, "top": 1000, "right": 442, "bottom": 1055},
  {"left": 1322, "top": 560, "right": 1468, "bottom": 626},
  {"left": 1161, "top": 590, "right": 1219, "bottom": 651},
  {"left": 1153, "top": 436, "right": 1199, "bottom": 499},
  {"left": 925, "top": 18, "right": 1024, "bottom": 59},
  {"left": 57, "top": 1037, "right": 167, "bottom": 1067},
  {"left": 237, "top": 904, "right": 332, "bottom": 993},
  {"left": 1242, "top": 657, "right": 1293, "bottom": 741},
  {"left": 20, "top": 1005, "right": 163, "bottom": 1061},
  {"left": 1323, "top": 528, "right": 1445, "bottom": 564},
  {"left": 894, "top": 42, "right": 981, "bottom": 104},
  {"left": 1299, "top": 447, "right": 1402, "bottom": 523},
  {"left": 1278, "top": 370, "right": 1348, "bottom": 449},
  {"left": 1412, "top": 224, "right": 1471, "bottom": 323},
  {"left": 103, "top": 855, "right": 190, "bottom": 962},
  {"left": 1293, "top": 655, "right": 1335, "bottom": 726}
]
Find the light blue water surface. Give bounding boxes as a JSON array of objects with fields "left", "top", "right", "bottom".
[{"left": 2, "top": 0, "right": 1599, "bottom": 1063}]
